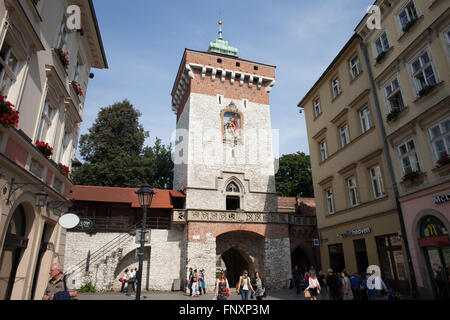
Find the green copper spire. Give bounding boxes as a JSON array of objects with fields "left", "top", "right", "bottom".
[{"left": 208, "top": 19, "right": 238, "bottom": 56}]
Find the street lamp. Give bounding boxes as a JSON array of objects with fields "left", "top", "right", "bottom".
[
  {"left": 35, "top": 191, "right": 48, "bottom": 208},
  {"left": 135, "top": 183, "right": 154, "bottom": 301}
]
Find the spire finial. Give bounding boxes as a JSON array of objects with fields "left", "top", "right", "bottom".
[{"left": 218, "top": 19, "right": 223, "bottom": 40}]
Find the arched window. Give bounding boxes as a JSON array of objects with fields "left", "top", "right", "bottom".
[
  {"left": 225, "top": 181, "right": 241, "bottom": 211},
  {"left": 226, "top": 182, "right": 240, "bottom": 193}
]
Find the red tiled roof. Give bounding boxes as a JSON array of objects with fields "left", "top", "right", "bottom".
[{"left": 70, "top": 185, "right": 185, "bottom": 209}]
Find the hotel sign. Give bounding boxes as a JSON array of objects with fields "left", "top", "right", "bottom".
[
  {"left": 434, "top": 193, "right": 450, "bottom": 204},
  {"left": 340, "top": 227, "right": 372, "bottom": 238}
]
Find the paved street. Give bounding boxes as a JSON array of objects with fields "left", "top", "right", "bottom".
[{"left": 77, "top": 289, "right": 317, "bottom": 301}]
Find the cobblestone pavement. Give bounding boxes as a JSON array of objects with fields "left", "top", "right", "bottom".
[{"left": 77, "top": 289, "right": 318, "bottom": 301}]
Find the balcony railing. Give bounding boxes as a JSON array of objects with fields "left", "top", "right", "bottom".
[{"left": 73, "top": 216, "right": 171, "bottom": 233}]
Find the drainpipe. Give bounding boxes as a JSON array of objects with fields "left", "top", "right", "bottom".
[{"left": 358, "top": 35, "right": 418, "bottom": 298}]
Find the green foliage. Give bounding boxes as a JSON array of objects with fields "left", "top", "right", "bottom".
[
  {"left": 275, "top": 152, "right": 314, "bottom": 198},
  {"left": 79, "top": 282, "right": 96, "bottom": 293},
  {"left": 73, "top": 100, "right": 174, "bottom": 188}
]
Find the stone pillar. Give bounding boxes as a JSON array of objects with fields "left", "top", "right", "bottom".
[{"left": 264, "top": 237, "right": 292, "bottom": 289}]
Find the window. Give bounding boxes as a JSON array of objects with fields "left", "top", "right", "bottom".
[
  {"left": 397, "top": 139, "right": 421, "bottom": 175},
  {"left": 398, "top": 1, "right": 419, "bottom": 30},
  {"left": 375, "top": 32, "right": 390, "bottom": 56},
  {"left": 445, "top": 29, "right": 450, "bottom": 56},
  {"left": 36, "top": 101, "right": 56, "bottom": 142},
  {"left": 320, "top": 141, "right": 327, "bottom": 162},
  {"left": 0, "top": 40, "right": 20, "bottom": 97},
  {"left": 428, "top": 118, "right": 450, "bottom": 161},
  {"left": 370, "top": 165, "right": 385, "bottom": 199},
  {"left": 58, "top": 126, "right": 72, "bottom": 163},
  {"left": 384, "top": 77, "right": 405, "bottom": 113},
  {"left": 218, "top": 94, "right": 223, "bottom": 105},
  {"left": 313, "top": 98, "right": 321, "bottom": 117},
  {"left": 410, "top": 50, "right": 438, "bottom": 94},
  {"left": 73, "top": 58, "right": 81, "bottom": 82},
  {"left": 339, "top": 124, "right": 350, "bottom": 148},
  {"left": 56, "top": 22, "right": 69, "bottom": 50},
  {"left": 325, "top": 188, "right": 334, "bottom": 214},
  {"left": 359, "top": 107, "right": 373, "bottom": 134},
  {"left": 350, "top": 56, "right": 361, "bottom": 79},
  {"left": 347, "top": 177, "right": 358, "bottom": 207},
  {"left": 226, "top": 182, "right": 240, "bottom": 193},
  {"left": 332, "top": 77, "right": 341, "bottom": 98}
]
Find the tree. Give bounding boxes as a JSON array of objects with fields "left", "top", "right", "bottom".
[
  {"left": 73, "top": 100, "right": 174, "bottom": 188},
  {"left": 275, "top": 152, "right": 314, "bottom": 198}
]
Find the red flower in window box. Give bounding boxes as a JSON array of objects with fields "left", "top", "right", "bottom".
[
  {"left": 56, "top": 48, "right": 69, "bottom": 69},
  {"left": 437, "top": 154, "right": 450, "bottom": 167},
  {"left": 71, "top": 81, "right": 83, "bottom": 96},
  {"left": 0, "top": 95, "right": 19, "bottom": 128},
  {"left": 36, "top": 140, "right": 53, "bottom": 159},
  {"left": 58, "top": 163, "right": 70, "bottom": 177}
]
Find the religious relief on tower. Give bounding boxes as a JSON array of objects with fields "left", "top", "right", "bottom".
[{"left": 221, "top": 102, "right": 243, "bottom": 145}]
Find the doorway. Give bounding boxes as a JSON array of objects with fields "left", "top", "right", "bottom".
[
  {"left": 328, "top": 244, "right": 345, "bottom": 273},
  {"left": 353, "top": 239, "right": 369, "bottom": 274},
  {"left": 220, "top": 247, "right": 249, "bottom": 287},
  {"left": 0, "top": 205, "right": 28, "bottom": 300},
  {"left": 291, "top": 246, "right": 310, "bottom": 272}
]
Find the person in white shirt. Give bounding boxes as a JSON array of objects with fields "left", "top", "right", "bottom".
[
  {"left": 126, "top": 268, "right": 136, "bottom": 296},
  {"left": 305, "top": 272, "right": 321, "bottom": 300}
]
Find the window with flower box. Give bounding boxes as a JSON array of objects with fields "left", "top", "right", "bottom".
[
  {"left": 374, "top": 31, "right": 390, "bottom": 61},
  {"left": 410, "top": 50, "right": 438, "bottom": 97},
  {"left": 428, "top": 118, "right": 450, "bottom": 163},
  {"left": 56, "top": 22, "right": 69, "bottom": 52},
  {"left": 398, "top": 1, "right": 419, "bottom": 33},
  {"left": 36, "top": 101, "right": 56, "bottom": 143},
  {"left": 397, "top": 139, "right": 421, "bottom": 175},
  {"left": 0, "top": 40, "right": 20, "bottom": 97},
  {"left": 384, "top": 77, "right": 406, "bottom": 116}
]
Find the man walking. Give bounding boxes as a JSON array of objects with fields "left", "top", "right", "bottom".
[{"left": 42, "top": 263, "right": 77, "bottom": 300}]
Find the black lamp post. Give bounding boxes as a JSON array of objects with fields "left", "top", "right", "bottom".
[{"left": 135, "top": 183, "right": 154, "bottom": 301}]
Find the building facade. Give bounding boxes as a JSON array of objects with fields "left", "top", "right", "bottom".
[
  {"left": 0, "top": 0, "right": 107, "bottom": 300},
  {"left": 356, "top": 0, "right": 449, "bottom": 299},
  {"left": 63, "top": 25, "right": 320, "bottom": 293},
  {"left": 298, "top": 34, "right": 413, "bottom": 295}
]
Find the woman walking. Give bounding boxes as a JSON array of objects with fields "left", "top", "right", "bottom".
[
  {"left": 200, "top": 269, "right": 207, "bottom": 294},
  {"left": 254, "top": 272, "right": 266, "bottom": 300},
  {"left": 119, "top": 269, "right": 128, "bottom": 293},
  {"left": 215, "top": 271, "right": 230, "bottom": 300},
  {"left": 236, "top": 270, "right": 254, "bottom": 301},
  {"left": 192, "top": 269, "right": 200, "bottom": 297},
  {"left": 305, "top": 271, "right": 321, "bottom": 300}
]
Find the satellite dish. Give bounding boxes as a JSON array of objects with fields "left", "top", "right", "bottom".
[{"left": 58, "top": 213, "right": 80, "bottom": 229}]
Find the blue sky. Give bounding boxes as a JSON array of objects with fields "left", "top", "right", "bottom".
[{"left": 81, "top": 0, "right": 373, "bottom": 159}]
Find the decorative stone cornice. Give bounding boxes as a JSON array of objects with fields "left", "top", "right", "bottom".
[
  {"left": 172, "top": 209, "right": 316, "bottom": 226},
  {"left": 171, "top": 63, "right": 276, "bottom": 115}
]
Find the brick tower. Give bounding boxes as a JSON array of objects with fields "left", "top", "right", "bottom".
[{"left": 171, "top": 21, "right": 292, "bottom": 290}]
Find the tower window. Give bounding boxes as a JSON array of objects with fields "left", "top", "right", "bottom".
[
  {"left": 254, "top": 66, "right": 258, "bottom": 71},
  {"left": 236, "top": 62, "right": 240, "bottom": 67},
  {"left": 226, "top": 182, "right": 240, "bottom": 193},
  {"left": 226, "top": 196, "right": 240, "bottom": 211},
  {"left": 217, "top": 58, "right": 222, "bottom": 63}
]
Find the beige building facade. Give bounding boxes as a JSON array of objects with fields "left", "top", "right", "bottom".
[
  {"left": 356, "top": 0, "right": 449, "bottom": 299},
  {"left": 298, "top": 34, "right": 413, "bottom": 294},
  {"left": 0, "top": 0, "right": 107, "bottom": 300}
]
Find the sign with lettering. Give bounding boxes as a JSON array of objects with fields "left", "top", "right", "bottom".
[
  {"left": 434, "top": 193, "right": 450, "bottom": 204},
  {"left": 340, "top": 227, "right": 372, "bottom": 238},
  {"left": 76, "top": 218, "right": 93, "bottom": 231},
  {"left": 135, "top": 229, "right": 150, "bottom": 244}
]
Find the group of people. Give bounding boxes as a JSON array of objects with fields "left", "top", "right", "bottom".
[
  {"left": 187, "top": 268, "right": 207, "bottom": 297},
  {"left": 119, "top": 267, "right": 138, "bottom": 296},
  {"left": 291, "top": 265, "right": 400, "bottom": 300}
]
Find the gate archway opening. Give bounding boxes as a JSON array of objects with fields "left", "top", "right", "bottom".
[
  {"left": 291, "top": 246, "right": 311, "bottom": 273},
  {"left": 220, "top": 247, "right": 252, "bottom": 287}
]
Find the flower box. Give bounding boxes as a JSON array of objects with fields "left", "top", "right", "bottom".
[
  {"left": 402, "top": 19, "right": 418, "bottom": 33},
  {"left": 437, "top": 154, "right": 450, "bottom": 168},
  {"left": 418, "top": 84, "right": 436, "bottom": 98},
  {"left": 71, "top": 81, "right": 83, "bottom": 96},
  {"left": 58, "top": 163, "right": 70, "bottom": 177},
  {"left": 387, "top": 109, "right": 402, "bottom": 122},
  {"left": 56, "top": 48, "right": 69, "bottom": 69},
  {"left": 0, "top": 95, "right": 19, "bottom": 128},
  {"left": 376, "top": 51, "right": 387, "bottom": 64},
  {"left": 36, "top": 140, "right": 53, "bottom": 159}
]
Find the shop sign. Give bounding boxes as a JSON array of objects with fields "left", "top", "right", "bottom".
[
  {"left": 434, "top": 193, "right": 450, "bottom": 205},
  {"left": 313, "top": 238, "right": 320, "bottom": 246},
  {"left": 340, "top": 227, "right": 372, "bottom": 238}
]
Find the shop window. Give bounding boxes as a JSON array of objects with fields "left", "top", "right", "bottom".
[
  {"left": 328, "top": 244, "right": 345, "bottom": 273},
  {"left": 354, "top": 239, "right": 369, "bottom": 274}
]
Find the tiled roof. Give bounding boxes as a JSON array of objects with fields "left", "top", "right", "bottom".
[{"left": 70, "top": 185, "right": 185, "bottom": 209}]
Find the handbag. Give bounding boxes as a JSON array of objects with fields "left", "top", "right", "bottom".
[
  {"left": 304, "top": 289, "right": 311, "bottom": 299},
  {"left": 226, "top": 288, "right": 230, "bottom": 297}
]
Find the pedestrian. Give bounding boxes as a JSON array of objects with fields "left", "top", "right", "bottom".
[
  {"left": 304, "top": 267, "right": 310, "bottom": 290},
  {"left": 350, "top": 273, "right": 361, "bottom": 300},
  {"left": 254, "top": 272, "right": 266, "bottom": 300},
  {"left": 215, "top": 271, "right": 230, "bottom": 300},
  {"left": 318, "top": 270, "right": 327, "bottom": 299},
  {"left": 236, "top": 270, "right": 254, "bottom": 301},
  {"left": 340, "top": 272, "right": 352, "bottom": 300},
  {"left": 42, "top": 263, "right": 77, "bottom": 300},
  {"left": 126, "top": 268, "right": 136, "bottom": 296},
  {"left": 293, "top": 266, "right": 304, "bottom": 296},
  {"left": 326, "top": 269, "right": 341, "bottom": 300},
  {"left": 187, "top": 268, "right": 193, "bottom": 296},
  {"left": 200, "top": 269, "right": 207, "bottom": 294},
  {"left": 119, "top": 268, "right": 128, "bottom": 293},
  {"left": 309, "top": 265, "right": 317, "bottom": 276},
  {"left": 305, "top": 271, "right": 321, "bottom": 300},
  {"left": 192, "top": 269, "right": 200, "bottom": 297},
  {"left": 134, "top": 267, "right": 138, "bottom": 291}
]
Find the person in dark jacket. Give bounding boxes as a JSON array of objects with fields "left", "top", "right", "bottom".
[
  {"left": 293, "top": 265, "right": 304, "bottom": 296},
  {"left": 325, "top": 269, "right": 341, "bottom": 300}
]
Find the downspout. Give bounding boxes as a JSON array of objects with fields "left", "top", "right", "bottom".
[{"left": 358, "top": 35, "right": 418, "bottom": 298}]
